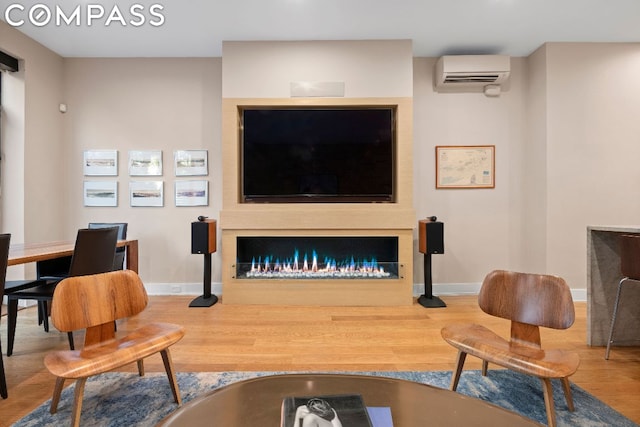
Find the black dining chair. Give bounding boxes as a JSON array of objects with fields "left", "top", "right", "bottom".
[
  {"left": 87, "top": 223, "right": 128, "bottom": 337},
  {"left": 0, "top": 233, "right": 11, "bottom": 398},
  {"left": 32, "top": 257, "right": 71, "bottom": 329},
  {"left": 88, "top": 222, "right": 128, "bottom": 270},
  {"left": 36, "top": 255, "right": 72, "bottom": 282},
  {"left": 29, "top": 222, "right": 127, "bottom": 331},
  {"left": 5, "top": 227, "right": 118, "bottom": 356},
  {"left": 35, "top": 223, "right": 126, "bottom": 280}
]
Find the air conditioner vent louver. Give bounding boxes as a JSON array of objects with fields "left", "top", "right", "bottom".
[
  {"left": 434, "top": 55, "right": 510, "bottom": 93},
  {"left": 444, "top": 75, "right": 501, "bottom": 83}
]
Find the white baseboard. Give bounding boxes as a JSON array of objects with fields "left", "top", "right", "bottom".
[
  {"left": 143, "top": 282, "right": 587, "bottom": 302},
  {"left": 414, "top": 282, "right": 482, "bottom": 297},
  {"left": 144, "top": 282, "right": 224, "bottom": 296},
  {"left": 413, "top": 282, "right": 587, "bottom": 302}
]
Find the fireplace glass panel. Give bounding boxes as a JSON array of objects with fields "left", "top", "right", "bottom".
[{"left": 236, "top": 236, "right": 399, "bottom": 280}]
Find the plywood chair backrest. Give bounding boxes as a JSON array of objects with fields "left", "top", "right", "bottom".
[
  {"left": 478, "top": 270, "right": 575, "bottom": 348},
  {"left": 50, "top": 270, "right": 148, "bottom": 346}
]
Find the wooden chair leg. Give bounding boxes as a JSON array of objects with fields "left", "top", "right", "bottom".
[
  {"left": 561, "top": 377, "right": 575, "bottom": 412},
  {"left": 70, "top": 377, "right": 88, "bottom": 427},
  {"left": 481, "top": 360, "right": 489, "bottom": 376},
  {"left": 540, "top": 377, "right": 557, "bottom": 427},
  {"left": 137, "top": 359, "right": 145, "bottom": 376},
  {"left": 160, "top": 349, "right": 182, "bottom": 405},
  {"left": 450, "top": 351, "right": 467, "bottom": 391},
  {"left": 50, "top": 377, "right": 66, "bottom": 413}
]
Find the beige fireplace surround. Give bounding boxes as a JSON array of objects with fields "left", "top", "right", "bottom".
[{"left": 220, "top": 97, "right": 415, "bottom": 305}]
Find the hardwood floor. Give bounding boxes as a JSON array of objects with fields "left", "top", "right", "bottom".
[{"left": 1, "top": 295, "right": 640, "bottom": 425}]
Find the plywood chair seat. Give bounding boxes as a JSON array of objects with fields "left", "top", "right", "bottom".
[
  {"left": 45, "top": 322, "right": 184, "bottom": 379},
  {"left": 440, "top": 270, "right": 580, "bottom": 427},
  {"left": 43, "top": 270, "right": 185, "bottom": 427},
  {"left": 442, "top": 323, "right": 580, "bottom": 379}
]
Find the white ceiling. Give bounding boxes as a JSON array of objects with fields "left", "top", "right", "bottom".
[{"left": 1, "top": 0, "right": 640, "bottom": 58}]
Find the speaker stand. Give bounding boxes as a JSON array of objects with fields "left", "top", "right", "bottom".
[
  {"left": 189, "top": 253, "right": 218, "bottom": 307},
  {"left": 418, "top": 253, "right": 446, "bottom": 308}
]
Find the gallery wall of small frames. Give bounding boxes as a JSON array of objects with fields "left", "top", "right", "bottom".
[{"left": 82, "top": 149, "right": 209, "bottom": 207}]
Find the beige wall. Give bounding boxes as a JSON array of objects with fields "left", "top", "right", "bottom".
[
  {"left": 415, "top": 43, "right": 640, "bottom": 295},
  {"left": 61, "top": 58, "right": 222, "bottom": 288},
  {"left": 222, "top": 40, "right": 413, "bottom": 98},
  {"left": 544, "top": 43, "right": 640, "bottom": 290},
  {"left": 523, "top": 45, "right": 548, "bottom": 274},
  {"left": 412, "top": 57, "right": 529, "bottom": 290},
  {"left": 3, "top": 25, "right": 640, "bottom": 296},
  {"left": 0, "top": 20, "right": 65, "bottom": 280}
]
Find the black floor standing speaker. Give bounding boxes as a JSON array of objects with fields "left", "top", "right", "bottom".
[
  {"left": 190, "top": 218, "right": 218, "bottom": 307},
  {"left": 418, "top": 218, "right": 446, "bottom": 308}
]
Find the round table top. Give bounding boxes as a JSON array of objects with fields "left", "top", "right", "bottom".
[{"left": 157, "top": 373, "right": 541, "bottom": 427}]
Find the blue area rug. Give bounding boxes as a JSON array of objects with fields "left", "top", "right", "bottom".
[{"left": 12, "top": 370, "right": 638, "bottom": 427}]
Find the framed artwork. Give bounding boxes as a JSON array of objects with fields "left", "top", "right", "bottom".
[
  {"left": 175, "top": 180, "right": 208, "bottom": 206},
  {"left": 129, "top": 150, "right": 163, "bottom": 176},
  {"left": 174, "top": 150, "right": 208, "bottom": 176},
  {"left": 435, "top": 145, "right": 495, "bottom": 189},
  {"left": 83, "top": 181, "right": 118, "bottom": 206},
  {"left": 83, "top": 150, "right": 118, "bottom": 176},
  {"left": 129, "top": 181, "right": 163, "bottom": 207}
]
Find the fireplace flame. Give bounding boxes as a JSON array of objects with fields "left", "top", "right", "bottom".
[{"left": 247, "top": 249, "right": 390, "bottom": 279}]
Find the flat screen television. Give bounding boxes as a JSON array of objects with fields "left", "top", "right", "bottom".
[{"left": 240, "top": 107, "right": 396, "bottom": 203}]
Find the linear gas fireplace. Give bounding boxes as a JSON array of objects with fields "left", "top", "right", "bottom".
[
  {"left": 235, "top": 236, "right": 399, "bottom": 280},
  {"left": 221, "top": 97, "right": 415, "bottom": 306}
]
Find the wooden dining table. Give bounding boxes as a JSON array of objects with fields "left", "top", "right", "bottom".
[{"left": 8, "top": 239, "right": 139, "bottom": 273}]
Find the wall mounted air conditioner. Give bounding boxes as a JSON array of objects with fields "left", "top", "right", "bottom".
[{"left": 434, "top": 55, "right": 510, "bottom": 96}]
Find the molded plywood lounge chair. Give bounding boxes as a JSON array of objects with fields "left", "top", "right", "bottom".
[
  {"left": 441, "top": 270, "right": 580, "bottom": 427},
  {"left": 44, "top": 270, "right": 185, "bottom": 427}
]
